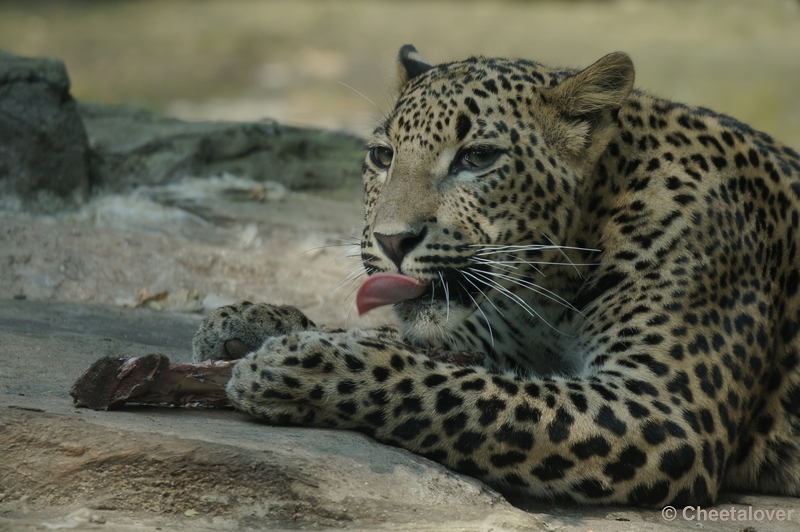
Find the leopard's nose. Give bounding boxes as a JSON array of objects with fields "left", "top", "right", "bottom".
[{"left": 374, "top": 227, "right": 427, "bottom": 269}]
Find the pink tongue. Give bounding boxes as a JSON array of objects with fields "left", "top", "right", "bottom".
[{"left": 356, "top": 273, "right": 429, "bottom": 316}]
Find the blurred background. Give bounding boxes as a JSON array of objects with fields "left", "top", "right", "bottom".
[{"left": 1, "top": 0, "right": 799, "bottom": 146}]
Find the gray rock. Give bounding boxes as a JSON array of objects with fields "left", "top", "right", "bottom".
[
  {"left": 0, "top": 50, "right": 90, "bottom": 209},
  {"left": 79, "top": 102, "right": 365, "bottom": 194}
]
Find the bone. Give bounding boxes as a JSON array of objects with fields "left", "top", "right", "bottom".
[
  {"left": 69, "top": 354, "right": 237, "bottom": 410},
  {"left": 69, "top": 346, "right": 481, "bottom": 411}
]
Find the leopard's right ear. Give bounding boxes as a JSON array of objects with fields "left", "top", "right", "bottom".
[{"left": 397, "top": 45, "right": 433, "bottom": 91}]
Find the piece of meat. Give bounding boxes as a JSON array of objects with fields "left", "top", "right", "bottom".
[{"left": 69, "top": 354, "right": 237, "bottom": 410}]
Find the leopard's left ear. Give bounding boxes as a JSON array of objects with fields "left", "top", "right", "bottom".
[
  {"left": 396, "top": 45, "right": 433, "bottom": 91},
  {"left": 543, "top": 52, "right": 635, "bottom": 166},
  {"left": 551, "top": 52, "right": 635, "bottom": 117}
]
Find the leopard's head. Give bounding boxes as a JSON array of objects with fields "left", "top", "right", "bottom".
[{"left": 360, "top": 45, "right": 635, "bottom": 350}]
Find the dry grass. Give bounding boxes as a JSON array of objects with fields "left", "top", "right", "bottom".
[{"left": 0, "top": 0, "right": 798, "bottom": 146}]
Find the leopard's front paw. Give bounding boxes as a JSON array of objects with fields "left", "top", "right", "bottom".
[
  {"left": 192, "top": 302, "right": 316, "bottom": 362},
  {"left": 226, "top": 330, "right": 376, "bottom": 427}
]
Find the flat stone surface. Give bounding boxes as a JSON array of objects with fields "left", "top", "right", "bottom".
[{"left": 2, "top": 299, "right": 799, "bottom": 531}]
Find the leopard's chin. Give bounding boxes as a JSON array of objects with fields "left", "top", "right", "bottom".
[{"left": 392, "top": 297, "right": 475, "bottom": 348}]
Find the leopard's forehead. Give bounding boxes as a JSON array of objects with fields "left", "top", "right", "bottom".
[
  {"left": 403, "top": 56, "right": 570, "bottom": 93},
  {"left": 374, "top": 56, "right": 575, "bottom": 142}
]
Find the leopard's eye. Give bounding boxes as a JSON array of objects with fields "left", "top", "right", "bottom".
[
  {"left": 370, "top": 146, "right": 394, "bottom": 169},
  {"left": 457, "top": 147, "right": 499, "bottom": 169}
]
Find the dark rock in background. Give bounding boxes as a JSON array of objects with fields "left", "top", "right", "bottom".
[
  {"left": 79, "top": 102, "right": 366, "bottom": 194},
  {"left": 0, "top": 50, "right": 90, "bottom": 209}
]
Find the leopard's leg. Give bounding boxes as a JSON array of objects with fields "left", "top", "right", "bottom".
[
  {"left": 227, "top": 329, "right": 718, "bottom": 507},
  {"left": 723, "top": 344, "right": 800, "bottom": 497}
]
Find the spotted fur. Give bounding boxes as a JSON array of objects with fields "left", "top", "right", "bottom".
[{"left": 193, "top": 45, "right": 800, "bottom": 507}]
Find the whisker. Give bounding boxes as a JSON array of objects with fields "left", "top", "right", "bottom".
[
  {"left": 498, "top": 261, "right": 600, "bottom": 267},
  {"left": 333, "top": 256, "right": 365, "bottom": 274},
  {"left": 324, "top": 269, "right": 365, "bottom": 306},
  {"left": 542, "top": 233, "right": 582, "bottom": 278},
  {"left": 469, "top": 255, "right": 588, "bottom": 317},
  {"left": 458, "top": 280, "right": 494, "bottom": 347},
  {"left": 472, "top": 244, "right": 601, "bottom": 255},
  {"left": 466, "top": 270, "right": 571, "bottom": 336},
  {"left": 331, "top": 255, "right": 363, "bottom": 270},
  {"left": 471, "top": 243, "right": 601, "bottom": 251},
  {"left": 298, "top": 239, "right": 361, "bottom": 257},
  {"left": 472, "top": 257, "right": 600, "bottom": 268},
  {"left": 337, "top": 81, "right": 381, "bottom": 113},
  {"left": 326, "top": 254, "right": 362, "bottom": 272},
  {"left": 331, "top": 268, "right": 365, "bottom": 293},
  {"left": 474, "top": 275, "right": 550, "bottom": 327},
  {"left": 438, "top": 271, "right": 450, "bottom": 322},
  {"left": 477, "top": 268, "right": 584, "bottom": 316},
  {"left": 471, "top": 256, "right": 543, "bottom": 276},
  {"left": 461, "top": 270, "right": 505, "bottom": 318},
  {"left": 342, "top": 277, "right": 364, "bottom": 307},
  {"left": 342, "top": 289, "right": 361, "bottom": 328}
]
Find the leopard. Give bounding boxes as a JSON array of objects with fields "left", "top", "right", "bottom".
[{"left": 192, "top": 45, "right": 800, "bottom": 508}]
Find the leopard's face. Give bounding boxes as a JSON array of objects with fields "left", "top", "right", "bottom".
[{"left": 359, "top": 56, "right": 619, "bottom": 348}]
